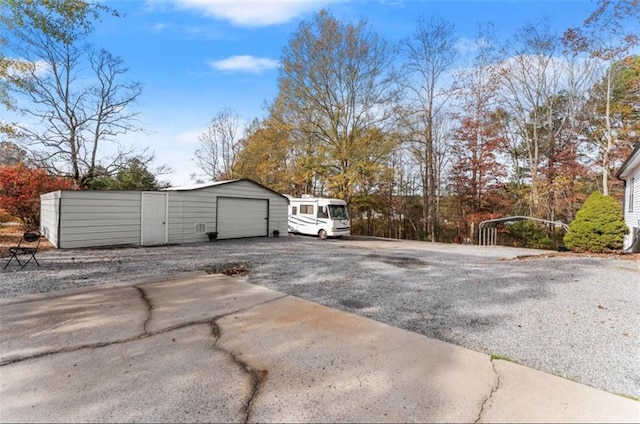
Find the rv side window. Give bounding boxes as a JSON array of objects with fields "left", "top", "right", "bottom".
[
  {"left": 291, "top": 206, "right": 297, "bottom": 215},
  {"left": 317, "top": 206, "right": 328, "bottom": 219},
  {"left": 300, "top": 205, "right": 314, "bottom": 215}
]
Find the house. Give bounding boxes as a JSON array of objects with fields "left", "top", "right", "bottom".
[
  {"left": 617, "top": 143, "right": 640, "bottom": 252},
  {"left": 40, "top": 179, "right": 289, "bottom": 249}
]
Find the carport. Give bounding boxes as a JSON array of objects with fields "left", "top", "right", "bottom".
[{"left": 478, "top": 216, "right": 569, "bottom": 246}]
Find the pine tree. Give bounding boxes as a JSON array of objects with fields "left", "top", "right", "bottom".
[{"left": 564, "top": 192, "right": 628, "bottom": 252}]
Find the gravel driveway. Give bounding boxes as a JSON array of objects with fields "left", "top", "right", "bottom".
[{"left": 1, "top": 235, "right": 638, "bottom": 398}]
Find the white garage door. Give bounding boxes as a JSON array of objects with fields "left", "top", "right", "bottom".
[{"left": 217, "top": 197, "right": 269, "bottom": 239}]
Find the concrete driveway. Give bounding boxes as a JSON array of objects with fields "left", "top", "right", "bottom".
[{"left": 0, "top": 272, "right": 637, "bottom": 423}]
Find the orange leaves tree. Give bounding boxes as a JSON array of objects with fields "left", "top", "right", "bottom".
[{"left": 0, "top": 164, "right": 76, "bottom": 229}]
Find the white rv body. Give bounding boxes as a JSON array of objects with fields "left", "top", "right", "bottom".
[{"left": 287, "top": 195, "right": 350, "bottom": 239}]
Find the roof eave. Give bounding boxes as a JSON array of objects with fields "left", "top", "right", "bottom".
[{"left": 617, "top": 143, "right": 640, "bottom": 180}]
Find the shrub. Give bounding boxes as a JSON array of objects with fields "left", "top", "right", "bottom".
[
  {"left": 503, "top": 220, "right": 562, "bottom": 250},
  {"left": 564, "top": 192, "right": 628, "bottom": 253},
  {"left": 0, "top": 164, "right": 76, "bottom": 229}
]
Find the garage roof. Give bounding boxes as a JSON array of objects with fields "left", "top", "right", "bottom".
[{"left": 163, "top": 178, "right": 289, "bottom": 200}]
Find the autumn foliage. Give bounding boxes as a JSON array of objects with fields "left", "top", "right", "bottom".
[{"left": 0, "top": 164, "right": 76, "bottom": 229}]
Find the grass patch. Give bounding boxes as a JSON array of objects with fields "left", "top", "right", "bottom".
[
  {"left": 490, "top": 354, "right": 519, "bottom": 364},
  {"left": 617, "top": 393, "right": 640, "bottom": 402}
]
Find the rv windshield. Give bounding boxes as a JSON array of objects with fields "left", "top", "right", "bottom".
[{"left": 328, "top": 204, "right": 349, "bottom": 220}]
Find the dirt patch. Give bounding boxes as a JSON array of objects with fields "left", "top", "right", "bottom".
[
  {"left": 367, "top": 253, "right": 428, "bottom": 269},
  {"left": 339, "top": 298, "right": 371, "bottom": 309},
  {"left": 203, "top": 262, "right": 250, "bottom": 277}
]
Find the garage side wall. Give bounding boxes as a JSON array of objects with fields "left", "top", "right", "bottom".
[
  {"left": 167, "top": 190, "right": 216, "bottom": 244},
  {"left": 40, "top": 191, "right": 61, "bottom": 248},
  {"left": 58, "top": 191, "right": 142, "bottom": 248},
  {"left": 166, "top": 180, "right": 288, "bottom": 243}
]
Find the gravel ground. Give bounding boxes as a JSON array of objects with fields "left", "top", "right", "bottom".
[{"left": 1, "top": 235, "right": 639, "bottom": 398}]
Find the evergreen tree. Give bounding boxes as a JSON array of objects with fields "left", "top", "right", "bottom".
[{"left": 564, "top": 192, "right": 628, "bottom": 252}]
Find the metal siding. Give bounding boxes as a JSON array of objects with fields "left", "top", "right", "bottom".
[
  {"left": 40, "top": 191, "right": 61, "bottom": 248},
  {"left": 58, "top": 191, "right": 141, "bottom": 248},
  {"left": 167, "top": 191, "right": 216, "bottom": 244},
  {"left": 48, "top": 180, "right": 287, "bottom": 248},
  {"left": 167, "top": 180, "right": 288, "bottom": 242}
]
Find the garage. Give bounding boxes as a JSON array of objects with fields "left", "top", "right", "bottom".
[{"left": 40, "top": 179, "right": 289, "bottom": 248}]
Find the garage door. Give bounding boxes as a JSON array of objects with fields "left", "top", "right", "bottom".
[{"left": 217, "top": 197, "right": 269, "bottom": 239}]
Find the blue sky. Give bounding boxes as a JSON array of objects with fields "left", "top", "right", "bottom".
[{"left": 88, "top": 0, "right": 598, "bottom": 186}]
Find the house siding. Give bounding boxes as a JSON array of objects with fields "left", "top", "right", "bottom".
[{"left": 623, "top": 166, "right": 640, "bottom": 250}]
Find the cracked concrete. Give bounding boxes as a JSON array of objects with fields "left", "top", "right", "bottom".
[
  {"left": 134, "top": 286, "right": 153, "bottom": 335},
  {"left": 475, "top": 358, "right": 501, "bottom": 423},
  {"left": 1, "top": 272, "right": 638, "bottom": 423}
]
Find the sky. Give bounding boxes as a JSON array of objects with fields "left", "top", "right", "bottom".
[{"left": 84, "top": 0, "right": 599, "bottom": 187}]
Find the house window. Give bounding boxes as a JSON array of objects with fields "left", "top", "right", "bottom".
[
  {"left": 291, "top": 206, "right": 297, "bottom": 215},
  {"left": 630, "top": 178, "right": 635, "bottom": 212},
  {"left": 300, "top": 205, "right": 314, "bottom": 215}
]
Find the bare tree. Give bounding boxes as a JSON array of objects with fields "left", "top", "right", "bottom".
[
  {"left": 497, "top": 22, "right": 564, "bottom": 216},
  {"left": 400, "top": 15, "right": 458, "bottom": 241},
  {"left": 193, "top": 107, "right": 243, "bottom": 181},
  {"left": 2, "top": 15, "right": 147, "bottom": 188},
  {"left": 499, "top": 21, "right": 601, "bottom": 218}
]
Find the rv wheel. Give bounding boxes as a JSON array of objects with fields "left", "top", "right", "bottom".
[{"left": 318, "top": 229, "right": 328, "bottom": 240}]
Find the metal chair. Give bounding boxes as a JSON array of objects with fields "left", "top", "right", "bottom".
[{"left": 4, "top": 232, "right": 41, "bottom": 270}]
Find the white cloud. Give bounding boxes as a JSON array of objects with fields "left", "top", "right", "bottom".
[
  {"left": 176, "top": 129, "right": 203, "bottom": 145},
  {"left": 208, "top": 55, "right": 279, "bottom": 74},
  {"left": 156, "top": 0, "right": 342, "bottom": 26}
]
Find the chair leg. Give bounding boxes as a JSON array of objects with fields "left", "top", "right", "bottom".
[
  {"left": 3, "top": 253, "right": 18, "bottom": 270},
  {"left": 20, "top": 254, "right": 38, "bottom": 269}
]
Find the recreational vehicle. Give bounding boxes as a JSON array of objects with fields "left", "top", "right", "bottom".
[{"left": 287, "top": 195, "right": 350, "bottom": 239}]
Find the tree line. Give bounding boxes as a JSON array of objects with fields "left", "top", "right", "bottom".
[{"left": 192, "top": 2, "right": 639, "bottom": 245}]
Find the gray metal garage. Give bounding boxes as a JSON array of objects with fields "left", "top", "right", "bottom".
[{"left": 40, "top": 179, "right": 289, "bottom": 248}]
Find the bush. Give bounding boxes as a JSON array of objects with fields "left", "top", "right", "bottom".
[
  {"left": 0, "top": 164, "right": 76, "bottom": 229},
  {"left": 503, "top": 220, "right": 562, "bottom": 250},
  {"left": 564, "top": 192, "right": 628, "bottom": 253}
]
